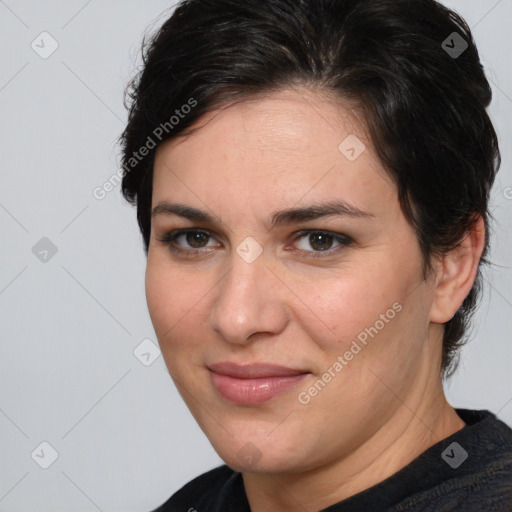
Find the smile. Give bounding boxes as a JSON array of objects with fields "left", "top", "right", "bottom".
[{"left": 208, "top": 362, "right": 311, "bottom": 404}]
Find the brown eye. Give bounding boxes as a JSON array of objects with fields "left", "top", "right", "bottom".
[
  {"left": 156, "top": 229, "right": 221, "bottom": 256},
  {"left": 308, "top": 232, "right": 334, "bottom": 251},
  {"left": 186, "top": 231, "right": 210, "bottom": 248},
  {"left": 293, "top": 230, "right": 353, "bottom": 257}
]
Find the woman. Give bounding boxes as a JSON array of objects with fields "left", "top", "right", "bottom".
[{"left": 119, "top": 0, "right": 512, "bottom": 510}]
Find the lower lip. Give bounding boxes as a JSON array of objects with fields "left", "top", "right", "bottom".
[{"left": 210, "top": 372, "right": 309, "bottom": 404}]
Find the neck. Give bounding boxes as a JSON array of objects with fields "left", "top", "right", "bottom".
[{"left": 242, "top": 363, "right": 465, "bottom": 512}]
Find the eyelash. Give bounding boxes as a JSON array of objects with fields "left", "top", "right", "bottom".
[{"left": 155, "top": 229, "right": 353, "bottom": 259}]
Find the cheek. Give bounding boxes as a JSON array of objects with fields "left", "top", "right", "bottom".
[
  {"left": 295, "top": 269, "right": 399, "bottom": 349},
  {"left": 145, "top": 258, "right": 208, "bottom": 349},
  {"left": 297, "top": 256, "right": 427, "bottom": 366}
]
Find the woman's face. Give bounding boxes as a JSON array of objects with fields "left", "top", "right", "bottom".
[{"left": 146, "top": 88, "right": 439, "bottom": 474}]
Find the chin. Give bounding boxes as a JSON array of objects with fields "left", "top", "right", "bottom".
[
  {"left": 207, "top": 427, "right": 306, "bottom": 474},
  {"left": 221, "top": 451, "right": 298, "bottom": 474}
]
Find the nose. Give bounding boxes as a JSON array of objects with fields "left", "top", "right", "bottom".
[{"left": 208, "top": 250, "right": 289, "bottom": 345}]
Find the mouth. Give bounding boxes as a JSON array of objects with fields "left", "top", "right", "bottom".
[{"left": 208, "top": 361, "right": 311, "bottom": 404}]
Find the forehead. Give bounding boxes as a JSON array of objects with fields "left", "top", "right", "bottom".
[{"left": 151, "top": 88, "right": 396, "bottom": 219}]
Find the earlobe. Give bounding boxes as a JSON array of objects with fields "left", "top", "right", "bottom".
[{"left": 430, "top": 216, "right": 486, "bottom": 324}]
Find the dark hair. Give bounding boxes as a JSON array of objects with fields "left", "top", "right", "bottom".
[{"left": 119, "top": 0, "right": 500, "bottom": 378}]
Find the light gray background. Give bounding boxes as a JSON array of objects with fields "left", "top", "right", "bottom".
[{"left": 0, "top": 1, "right": 510, "bottom": 511}]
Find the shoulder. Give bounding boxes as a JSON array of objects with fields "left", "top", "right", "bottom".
[
  {"left": 397, "top": 409, "right": 512, "bottom": 512},
  {"left": 150, "top": 464, "right": 243, "bottom": 512}
]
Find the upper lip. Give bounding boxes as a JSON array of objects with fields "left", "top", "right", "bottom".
[{"left": 208, "top": 361, "right": 309, "bottom": 379}]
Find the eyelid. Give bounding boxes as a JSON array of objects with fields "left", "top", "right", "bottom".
[
  {"left": 153, "top": 230, "right": 216, "bottom": 261},
  {"left": 288, "top": 229, "right": 354, "bottom": 255},
  {"left": 291, "top": 229, "right": 353, "bottom": 243},
  {"left": 156, "top": 228, "right": 221, "bottom": 247}
]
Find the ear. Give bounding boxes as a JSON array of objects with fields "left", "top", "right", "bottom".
[{"left": 430, "top": 216, "right": 486, "bottom": 324}]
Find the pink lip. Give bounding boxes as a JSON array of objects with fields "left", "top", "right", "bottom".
[{"left": 208, "top": 362, "right": 310, "bottom": 404}]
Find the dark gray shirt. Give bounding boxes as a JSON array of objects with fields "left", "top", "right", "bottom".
[{"left": 153, "top": 409, "right": 512, "bottom": 511}]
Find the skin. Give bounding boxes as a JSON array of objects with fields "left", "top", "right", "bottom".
[{"left": 145, "top": 87, "right": 485, "bottom": 512}]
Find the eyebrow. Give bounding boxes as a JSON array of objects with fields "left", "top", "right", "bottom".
[{"left": 151, "top": 200, "right": 374, "bottom": 229}]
